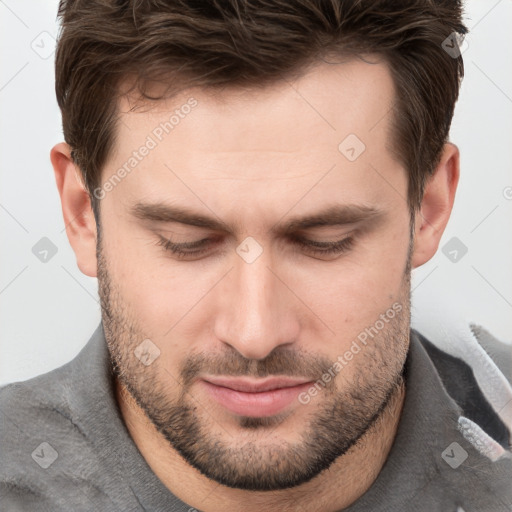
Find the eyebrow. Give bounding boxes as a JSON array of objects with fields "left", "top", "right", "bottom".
[{"left": 128, "top": 201, "right": 384, "bottom": 236}]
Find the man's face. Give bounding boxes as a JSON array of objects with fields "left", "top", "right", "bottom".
[{"left": 97, "top": 58, "right": 412, "bottom": 490}]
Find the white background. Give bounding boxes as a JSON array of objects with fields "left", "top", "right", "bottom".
[{"left": 1, "top": 0, "right": 511, "bottom": 385}]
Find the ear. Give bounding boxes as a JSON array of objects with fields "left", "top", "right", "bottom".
[
  {"left": 51, "top": 142, "right": 98, "bottom": 277},
  {"left": 411, "top": 142, "right": 460, "bottom": 269}
]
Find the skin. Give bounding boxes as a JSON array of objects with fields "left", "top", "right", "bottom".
[{"left": 51, "top": 57, "right": 459, "bottom": 511}]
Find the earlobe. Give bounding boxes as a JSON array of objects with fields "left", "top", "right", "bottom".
[
  {"left": 50, "top": 142, "right": 98, "bottom": 277},
  {"left": 411, "top": 143, "right": 460, "bottom": 269}
]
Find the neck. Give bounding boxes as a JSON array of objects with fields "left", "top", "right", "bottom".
[{"left": 116, "top": 377, "right": 406, "bottom": 512}]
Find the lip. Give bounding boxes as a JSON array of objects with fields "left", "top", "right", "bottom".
[{"left": 200, "top": 376, "right": 312, "bottom": 417}]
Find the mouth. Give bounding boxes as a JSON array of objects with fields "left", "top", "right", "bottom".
[{"left": 200, "top": 376, "right": 313, "bottom": 417}]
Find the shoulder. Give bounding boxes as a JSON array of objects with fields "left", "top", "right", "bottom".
[
  {"left": 0, "top": 364, "right": 72, "bottom": 473},
  {"left": 413, "top": 321, "right": 512, "bottom": 454},
  {"left": 0, "top": 324, "right": 138, "bottom": 510},
  {"left": 0, "top": 352, "right": 97, "bottom": 510},
  {"left": 470, "top": 323, "right": 512, "bottom": 384}
]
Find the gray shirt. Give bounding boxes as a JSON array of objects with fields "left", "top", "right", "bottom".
[{"left": 1, "top": 322, "right": 511, "bottom": 511}]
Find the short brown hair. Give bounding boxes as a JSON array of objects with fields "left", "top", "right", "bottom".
[{"left": 55, "top": 0, "right": 467, "bottom": 224}]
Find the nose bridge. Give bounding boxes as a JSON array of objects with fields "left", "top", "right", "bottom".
[{"left": 215, "top": 244, "right": 296, "bottom": 360}]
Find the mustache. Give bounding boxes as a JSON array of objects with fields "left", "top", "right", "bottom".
[{"left": 179, "top": 347, "right": 335, "bottom": 388}]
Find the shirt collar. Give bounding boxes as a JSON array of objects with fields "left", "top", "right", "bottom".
[{"left": 343, "top": 328, "right": 464, "bottom": 511}]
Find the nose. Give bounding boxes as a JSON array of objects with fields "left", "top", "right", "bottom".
[{"left": 213, "top": 243, "right": 300, "bottom": 360}]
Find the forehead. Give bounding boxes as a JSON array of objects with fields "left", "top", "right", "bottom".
[
  {"left": 104, "top": 58, "right": 403, "bottom": 221},
  {"left": 116, "top": 55, "right": 395, "bottom": 151}
]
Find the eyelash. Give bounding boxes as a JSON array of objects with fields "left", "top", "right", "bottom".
[
  {"left": 293, "top": 236, "right": 354, "bottom": 255},
  {"left": 156, "top": 234, "right": 354, "bottom": 259}
]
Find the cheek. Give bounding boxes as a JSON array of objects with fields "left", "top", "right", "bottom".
[
  {"left": 101, "top": 221, "right": 187, "bottom": 330},
  {"left": 292, "top": 225, "right": 410, "bottom": 339}
]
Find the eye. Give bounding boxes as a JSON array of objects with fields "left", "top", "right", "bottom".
[
  {"left": 156, "top": 235, "right": 214, "bottom": 259},
  {"left": 156, "top": 234, "right": 355, "bottom": 260},
  {"left": 292, "top": 235, "right": 354, "bottom": 257}
]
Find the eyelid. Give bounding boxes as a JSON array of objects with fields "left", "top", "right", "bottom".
[
  {"left": 157, "top": 234, "right": 211, "bottom": 249},
  {"left": 157, "top": 231, "right": 353, "bottom": 248},
  {"left": 292, "top": 234, "right": 354, "bottom": 254},
  {"left": 156, "top": 232, "right": 356, "bottom": 261}
]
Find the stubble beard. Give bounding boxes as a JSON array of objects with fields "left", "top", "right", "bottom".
[{"left": 97, "top": 232, "right": 411, "bottom": 491}]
